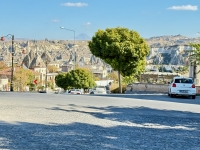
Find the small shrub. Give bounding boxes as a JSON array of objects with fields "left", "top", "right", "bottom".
[{"left": 111, "top": 85, "right": 126, "bottom": 93}]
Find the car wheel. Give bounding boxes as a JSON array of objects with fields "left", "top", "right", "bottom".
[
  {"left": 170, "top": 94, "right": 174, "bottom": 98},
  {"left": 192, "top": 95, "right": 196, "bottom": 99},
  {"left": 168, "top": 92, "right": 170, "bottom": 96}
]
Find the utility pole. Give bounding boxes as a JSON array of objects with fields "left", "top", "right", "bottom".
[
  {"left": 60, "top": 27, "right": 76, "bottom": 70},
  {"left": 45, "top": 38, "right": 48, "bottom": 93}
]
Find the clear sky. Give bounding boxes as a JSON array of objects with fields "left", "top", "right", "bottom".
[{"left": 1, "top": 0, "right": 200, "bottom": 40}]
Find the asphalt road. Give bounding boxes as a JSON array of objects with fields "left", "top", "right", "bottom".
[{"left": 0, "top": 92, "right": 200, "bottom": 150}]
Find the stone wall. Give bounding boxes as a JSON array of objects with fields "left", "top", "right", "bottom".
[{"left": 126, "top": 83, "right": 200, "bottom": 94}]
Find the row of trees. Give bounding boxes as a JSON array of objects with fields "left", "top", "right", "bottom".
[
  {"left": 0, "top": 61, "right": 52, "bottom": 91},
  {"left": 0, "top": 61, "right": 37, "bottom": 91}
]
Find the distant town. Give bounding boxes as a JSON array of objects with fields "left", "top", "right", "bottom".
[{"left": 0, "top": 34, "right": 200, "bottom": 91}]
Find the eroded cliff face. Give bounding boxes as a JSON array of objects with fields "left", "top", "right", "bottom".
[
  {"left": 0, "top": 40, "right": 94, "bottom": 67},
  {"left": 0, "top": 35, "right": 200, "bottom": 67},
  {"left": 147, "top": 45, "right": 192, "bottom": 65},
  {"left": 146, "top": 35, "right": 200, "bottom": 65}
]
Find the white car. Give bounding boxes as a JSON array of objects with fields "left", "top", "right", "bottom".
[
  {"left": 69, "top": 89, "right": 84, "bottom": 94},
  {"left": 168, "top": 76, "right": 196, "bottom": 99}
]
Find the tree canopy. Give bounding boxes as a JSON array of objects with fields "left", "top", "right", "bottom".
[
  {"left": 55, "top": 73, "right": 68, "bottom": 90},
  {"left": 14, "top": 68, "right": 35, "bottom": 91},
  {"left": 66, "top": 68, "right": 96, "bottom": 89},
  {"left": 88, "top": 27, "right": 150, "bottom": 77},
  {"left": 55, "top": 68, "right": 96, "bottom": 90}
]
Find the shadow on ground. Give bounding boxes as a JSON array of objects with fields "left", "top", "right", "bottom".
[
  {"left": 87, "top": 94, "right": 200, "bottom": 105},
  {"left": 1, "top": 106, "right": 199, "bottom": 149}
]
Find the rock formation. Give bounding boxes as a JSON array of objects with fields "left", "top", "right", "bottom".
[{"left": 1, "top": 35, "right": 200, "bottom": 68}]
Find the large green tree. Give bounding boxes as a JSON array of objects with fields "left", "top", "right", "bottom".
[
  {"left": 55, "top": 68, "right": 96, "bottom": 90},
  {"left": 88, "top": 27, "right": 150, "bottom": 92},
  {"left": 66, "top": 68, "right": 96, "bottom": 89}
]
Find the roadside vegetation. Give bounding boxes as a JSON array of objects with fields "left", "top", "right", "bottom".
[
  {"left": 13, "top": 68, "right": 36, "bottom": 91},
  {"left": 55, "top": 68, "right": 96, "bottom": 91}
]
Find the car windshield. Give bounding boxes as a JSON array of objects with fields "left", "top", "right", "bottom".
[
  {"left": 96, "top": 86, "right": 105, "bottom": 88},
  {"left": 174, "top": 78, "right": 193, "bottom": 84}
]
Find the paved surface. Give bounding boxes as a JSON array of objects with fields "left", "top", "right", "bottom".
[{"left": 0, "top": 92, "right": 200, "bottom": 150}]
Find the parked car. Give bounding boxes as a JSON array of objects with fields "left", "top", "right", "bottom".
[
  {"left": 62, "top": 90, "right": 71, "bottom": 95},
  {"left": 90, "top": 86, "right": 107, "bottom": 94},
  {"left": 168, "top": 76, "right": 196, "bottom": 99}
]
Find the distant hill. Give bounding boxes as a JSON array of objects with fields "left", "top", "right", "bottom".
[
  {"left": 146, "top": 34, "right": 200, "bottom": 47},
  {"left": 1, "top": 34, "right": 200, "bottom": 66},
  {"left": 75, "top": 33, "right": 91, "bottom": 40}
]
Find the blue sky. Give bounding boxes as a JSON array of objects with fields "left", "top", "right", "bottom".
[{"left": 0, "top": 0, "right": 200, "bottom": 40}]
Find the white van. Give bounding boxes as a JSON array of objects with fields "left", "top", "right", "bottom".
[{"left": 90, "top": 86, "right": 107, "bottom": 94}]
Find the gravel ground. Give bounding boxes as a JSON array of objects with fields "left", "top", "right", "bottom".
[{"left": 0, "top": 92, "right": 200, "bottom": 150}]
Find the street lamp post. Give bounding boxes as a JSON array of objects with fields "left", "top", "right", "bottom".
[
  {"left": 60, "top": 27, "right": 76, "bottom": 70},
  {"left": 44, "top": 38, "right": 48, "bottom": 93},
  {"left": 1, "top": 34, "right": 14, "bottom": 91},
  {"left": 45, "top": 60, "right": 48, "bottom": 92}
]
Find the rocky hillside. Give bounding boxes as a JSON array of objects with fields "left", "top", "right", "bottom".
[
  {"left": 146, "top": 35, "right": 200, "bottom": 65},
  {"left": 0, "top": 35, "right": 200, "bottom": 67},
  {"left": 146, "top": 34, "right": 200, "bottom": 47}
]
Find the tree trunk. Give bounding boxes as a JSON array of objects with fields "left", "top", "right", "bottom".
[{"left": 118, "top": 70, "right": 122, "bottom": 93}]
